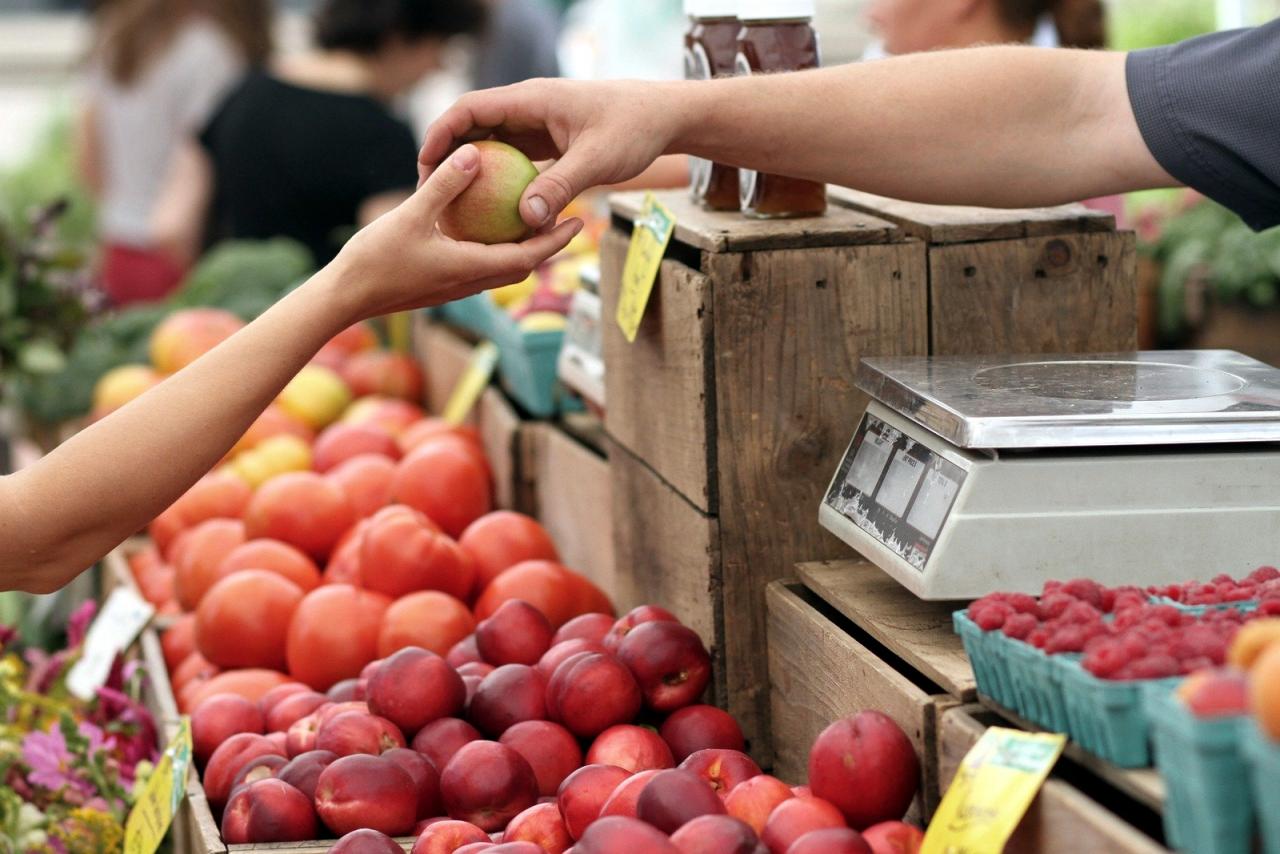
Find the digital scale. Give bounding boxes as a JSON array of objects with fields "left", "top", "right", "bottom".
[{"left": 819, "top": 351, "right": 1280, "bottom": 599}]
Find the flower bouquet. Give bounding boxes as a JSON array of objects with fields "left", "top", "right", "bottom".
[{"left": 0, "top": 601, "right": 160, "bottom": 853}]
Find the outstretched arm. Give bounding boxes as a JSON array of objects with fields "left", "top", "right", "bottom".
[
  {"left": 0, "top": 145, "right": 582, "bottom": 594},
  {"left": 420, "top": 46, "right": 1175, "bottom": 228}
]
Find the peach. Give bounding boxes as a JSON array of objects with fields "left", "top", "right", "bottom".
[
  {"left": 546, "top": 652, "right": 642, "bottom": 738},
  {"left": 328, "top": 678, "right": 363, "bottom": 703},
  {"left": 669, "top": 815, "right": 766, "bottom": 854},
  {"left": 537, "top": 639, "right": 608, "bottom": 682},
  {"left": 574, "top": 816, "right": 679, "bottom": 854},
  {"left": 603, "top": 606, "right": 678, "bottom": 654},
  {"left": 286, "top": 711, "right": 325, "bottom": 757},
  {"left": 725, "top": 775, "right": 794, "bottom": 835},
  {"left": 277, "top": 749, "right": 338, "bottom": 801},
  {"left": 476, "top": 600, "right": 554, "bottom": 666},
  {"left": 861, "top": 821, "right": 925, "bottom": 854},
  {"left": 618, "top": 621, "right": 712, "bottom": 712},
  {"left": 587, "top": 725, "right": 675, "bottom": 773},
  {"left": 265, "top": 690, "right": 328, "bottom": 733},
  {"left": 413, "top": 718, "right": 482, "bottom": 772},
  {"left": 440, "top": 741, "right": 539, "bottom": 832},
  {"left": 661, "top": 705, "right": 745, "bottom": 763},
  {"left": 410, "top": 819, "right": 490, "bottom": 854},
  {"left": 320, "top": 701, "right": 369, "bottom": 727},
  {"left": 448, "top": 635, "right": 484, "bottom": 668},
  {"left": 384, "top": 747, "right": 443, "bottom": 819},
  {"left": 192, "top": 694, "right": 264, "bottom": 766},
  {"left": 637, "top": 768, "right": 726, "bottom": 834},
  {"left": 258, "top": 682, "right": 311, "bottom": 716},
  {"left": 454, "top": 843, "right": 493, "bottom": 854},
  {"left": 205, "top": 733, "right": 285, "bottom": 811},
  {"left": 1228, "top": 617, "right": 1280, "bottom": 669},
  {"left": 468, "top": 664, "right": 547, "bottom": 737},
  {"left": 221, "top": 778, "right": 317, "bottom": 843},
  {"left": 761, "top": 796, "right": 847, "bottom": 854},
  {"left": 553, "top": 613, "right": 616, "bottom": 647},
  {"left": 499, "top": 720, "right": 582, "bottom": 797},
  {"left": 173, "top": 518, "right": 246, "bottom": 611},
  {"left": 438, "top": 141, "right": 539, "bottom": 245},
  {"left": 788, "top": 828, "right": 873, "bottom": 854},
  {"left": 457, "top": 662, "right": 494, "bottom": 679},
  {"left": 503, "top": 801, "right": 572, "bottom": 853},
  {"left": 679, "top": 750, "right": 762, "bottom": 800},
  {"left": 808, "top": 712, "right": 919, "bottom": 829},
  {"left": 343, "top": 396, "right": 425, "bottom": 436},
  {"left": 367, "top": 647, "right": 467, "bottom": 735},
  {"left": 316, "top": 711, "right": 405, "bottom": 756},
  {"left": 228, "top": 754, "right": 289, "bottom": 797},
  {"left": 556, "top": 764, "right": 631, "bottom": 839},
  {"left": 329, "top": 828, "right": 405, "bottom": 853},
  {"left": 599, "top": 769, "right": 661, "bottom": 819},
  {"left": 265, "top": 731, "right": 288, "bottom": 754},
  {"left": 316, "top": 754, "right": 419, "bottom": 836},
  {"left": 314, "top": 423, "right": 401, "bottom": 473}
]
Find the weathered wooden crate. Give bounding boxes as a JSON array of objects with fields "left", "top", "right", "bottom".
[{"left": 600, "top": 189, "right": 1136, "bottom": 762}]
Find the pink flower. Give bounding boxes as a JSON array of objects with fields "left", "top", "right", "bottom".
[
  {"left": 67, "top": 600, "right": 97, "bottom": 648},
  {"left": 23, "top": 725, "right": 86, "bottom": 795},
  {"left": 0, "top": 623, "right": 15, "bottom": 651}
]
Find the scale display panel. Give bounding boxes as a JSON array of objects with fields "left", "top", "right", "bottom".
[{"left": 824, "top": 412, "right": 967, "bottom": 572}]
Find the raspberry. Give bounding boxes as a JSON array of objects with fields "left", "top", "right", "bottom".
[
  {"left": 1083, "top": 641, "right": 1130, "bottom": 678},
  {"left": 1260, "top": 600, "right": 1280, "bottom": 616},
  {"left": 1129, "top": 654, "right": 1180, "bottom": 679},
  {"left": 1113, "top": 591, "right": 1148, "bottom": 615},
  {"left": 1040, "top": 593, "right": 1076, "bottom": 620},
  {"left": 1212, "top": 573, "right": 1235, "bottom": 586},
  {"left": 967, "top": 594, "right": 1007, "bottom": 621},
  {"left": 1002, "top": 613, "right": 1039, "bottom": 640},
  {"left": 1042, "top": 580, "right": 1064, "bottom": 597},
  {"left": 1027, "top": 628, "right": 1050, "bottom": 649},
  {"left": 1062, "top": 578, "right": 1104, "bottom": 609},
  {"left": 1121, "top": 633, "right": 1151, "bottom": 659},
  {"left": 1062, "top": 600, "right": 1104, "bottom": 625},
  {"left": 1180, "top": 656, "right": 1214, "bottom": 675},
  {"left": 1044, "top": 625, "right": 1087, "bottom": 654},
  {"left": 1004, "top": 593, "right": 1041, "bottom": 617},
  {"left": 1150, "top": 605, "right": 1185, "bottom": 628},
  {"left": 1250, "top": 566, "right": 1280, "bottom": 584},
  {"left": 1224, "top": 587, "right": 1255, "bottom": 602},
  {"left": 1173, "top": 625, "right": 1226, "bottom": 664},
  {"left": 973, "top": 602, "right": 1013, "bottom": 631}
]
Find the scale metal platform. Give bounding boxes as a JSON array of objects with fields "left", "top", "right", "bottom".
[{"left": 819, "top": 351, "right": 1280, "bottom": 599}]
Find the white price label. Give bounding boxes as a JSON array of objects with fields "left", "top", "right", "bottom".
[
  {"left": 847, "top": 433, "right": 893, "bottom": 495},
  {"left": 67, "top": 586, "right": 154, "bottom": 700},
  {"left": 875, "top": 450, "right": 924, "bottom": 518}
]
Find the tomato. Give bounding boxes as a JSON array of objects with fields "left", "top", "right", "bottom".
[
  {"left": 196, "top": 570, "right": 304, "bottom": 670},
  {"left": 243, "top": 472, "right": 355, "bottom": 561},
  {"left": 358, "top": 505, "right": 474, "bottom": 600},
  {"left": 182, "top": 669, "right": 293, "bottom": 713},
  {"left": 458, "top": 511, "right": 560, "bottom": 595},
  {"left": 286, "top": 584, "right": 391, "bottom": 690},
  {"left": 135, "top": 563, "right": 175, "bottom": 607},
  {"left": 341, "top": 397, "right": 424, "bottom": 436},
  {"left": 397, "top": 418, "right": 483, "bottom": 458},
  {"left": 173, "top": 472, "right": 252, "bottom": 527},
  {"left": 149, "top": 505, "right": 187, "bottom": 558},
  {"left": 323, "top": 519, "right": 368, "bottom": 586},
  {"left": 377, "top": 590, "right": 476, "bottom": 658},
  {"left": 312, "top": 423, "right": 400, "bottom": 473},
  {"left": 340, "top": 351, "right": 424, "bottom": 401},
  {"left": 391, "top": 442, "right": 491, "bottom": 538},
  {"left": 161, "top": 614, "right": 197, "bottom": 672},
  {"left": 474, "top": 560, "right": 586, "bottom": 628},
  {"left": 312, "top": 322, "right": 379, "bottom": 371},
  {"left": 173, "top": 519, "right": 247, "bottom": 611},
  {"left": 566, "top": 573, "right": 615, "bottom": 619},
  {"left": 325, "top": 454, "right": 396, "bottom": 519},
  {"left": 172, "top": 651, "right": 219, "bottom": 690},
  {"left": 217, "top": 539, "right": 321, "bottom": 592},
  {"left": 230, "top": 404, "right": 315, "bottom": 458}
]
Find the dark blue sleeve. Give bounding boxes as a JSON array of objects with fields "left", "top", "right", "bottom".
[{"left": 1127, "top": 20, "right": 1280, "bottom": 231}]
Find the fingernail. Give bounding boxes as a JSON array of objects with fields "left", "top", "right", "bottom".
[
  {"left": 527, "top": 195, "right": 549, "bottom": 225},
  {"left": 451, "top": 145, "right": 478, "bottom": 170}
]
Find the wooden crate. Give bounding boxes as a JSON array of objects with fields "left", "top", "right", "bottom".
[{"left": 766, "top": 580, "right": 960, "bottom": 819}]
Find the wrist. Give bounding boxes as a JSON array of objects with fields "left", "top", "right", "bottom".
[
  {"left": 301, "top": 259, "right": 365, "bottom": 334},
  {"left": 660, "top": 80, "right": 710, "bottom": 156}
]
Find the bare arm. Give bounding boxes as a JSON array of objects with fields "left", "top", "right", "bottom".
[
  {"left": 0, "top": 146, "right": 583, "bottom": 594},
  {"left": 151, "top": 138, "right": 214, "bottom": 266},
  {"left": 420, "top": 47, "right": 1176, "bottom": 228}
]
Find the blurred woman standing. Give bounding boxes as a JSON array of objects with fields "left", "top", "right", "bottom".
[{"left": 77, "top": 0, "right": 271, "bottom": 305}]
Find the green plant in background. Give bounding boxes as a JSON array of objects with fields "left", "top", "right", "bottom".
[{"left": 1107, "top": 0, "right": 1217, "bottom": 50}]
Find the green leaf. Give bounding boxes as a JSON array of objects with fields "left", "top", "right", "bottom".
[{"left": 17, "top": 339, "right": 67, "bottom": 375}]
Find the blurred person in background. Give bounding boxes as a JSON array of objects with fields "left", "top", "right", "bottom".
[
  {"left": 153, "top": 0, "right": 485, "bottom": 268},
  {"left": 864, "top": 0, "right": 1106, "bottom": 55},
  {"left": 76, "top": 0, "right": 271, "bottom": 305},
  {"left": 472, "top": 0, "right": 561, "bottom": 89}
]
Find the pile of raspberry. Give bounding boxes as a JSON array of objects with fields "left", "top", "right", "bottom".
[
  {"left": 1147, "top": 566, "right": 1280, "bottom": 607},
  {"left": 966, "top": 570, "right": 1280, "bottom": 682}
]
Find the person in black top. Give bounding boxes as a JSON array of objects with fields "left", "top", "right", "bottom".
[{"left": 153, "top": 0, "right": 485, "bottom": 266}]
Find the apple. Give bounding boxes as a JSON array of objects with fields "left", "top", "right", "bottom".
[
  {"left": 499, "top": 720, "right": 582, "bottom": 796},
  {"left": 669, "top": 814, "right": 767, "bottom": 854},
  {"left": 598, "top": 769, "right": 662, "bottom": 820},
  {"left": 315, "top": 711, "right": 406, "bottom": 756},
  {"left": 553, "top": 613, "right": 616, "bottom": 646},
  {"left": 440, "top": 740, "right": 539, "bottom": 832},
  {"left": 660, "top": 705, "right": 745, "bottom": 763},
  {"left": 476, "top": 600, "right": 555, "bottom": 666},
  {"left": 277, "top": 750, "right": 338, "bottom": 801},
  {"left": 204, "top": 733, "right": 284, "bottom": 811},
  {"left": 413, "top": 717, "right": 482, "bottom": 771},
  {"left": 410, "top": 819, "right": 490, "bottom": 854},
  {"left": 502, "top": 801, "right": 572, "bottom": 853},
  {"left": 556, "top": 764, "right": 631, "bottom": 839},
  {"left": 587, "top": 725, "right": 675, "bottom": 773},
  {"left": 438, "top": 141, "right": 539, "bottom": 245},
  {"left": 468, "top": 664, "right": 548, "bottom": 737},
  {"left": 192, "top": 694, "right": 264, "bottom": 766},
  {"left": 725, "top": 775, "right": 793, "bottom": 835},
  {"left": 679, "top": 749, "right": 762, "bottom": 800},
  {"left": 760, "top": 796, "right": 847, "bottom": 854},
  {"left": 367, "top": 647, "right": 467, "bottom": 735},
  {"left": 265, "top": 690, "right": 328, "bottom": 734},
  {"left": 537, "top": 639, "right": 608, "bottom": 681},
  {"left": 808, "top": 712, "right": 919, "bottom": 829},
  {"left": 574, "top": 816, "right": 680, "bottom": 854},
  {"left": 861, "top": 821, "right": 925, "bottom": 854},
  {"left": 546, "top": 652, "right": 642, "bottom": 738},
  {"left": 604, "top": 606, "right": 679, "bottom": 654},
  {"left": 221, "top": 778, "right": 316, "bottom": 843},
  {"left": 617, "top": 621, "right": 712, "bottom": 712},
  {"left": 315, "top": 754, "right": 418, "bottom": 836},
  {"left": 384, "top": 747, "right": 443, "bottom": 819},
  {"left": 636, "top": 768, "right": 726, "bottom": 834}
]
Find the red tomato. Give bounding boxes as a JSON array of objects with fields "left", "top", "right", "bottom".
[
  {"left": 459, "top": 511, "right": 561, "bottom": 595},
  {"left": 377, "top": 590, "right": 476, "bottom": 658},
  {"left": 173, "top": 519, "right": 246, "bottom": 611},
  {"left": 286, "top": 584, "right": 391, "bottom": 690},
  {"left": 473, "top": 560, "right": 588, "bottom": 628},
  {"left": 217, "top": 539, "right": 322, "bottom": 592},
  {"left": 325, "top": 454, "right": 397, "bottom": 519},
  {"left": 358, "top": 505, "right": 475, "bottom": 600},
  {"left": 196, "top": 570, "right": 304, "bottom": 670},
  {"left": 243, "top": 472, "right": 355, "bottom": 561},
  {"left": 391, "top": 443, "right": 491, "bottom": 538}
]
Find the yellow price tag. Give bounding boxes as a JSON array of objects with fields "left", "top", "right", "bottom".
[
  {"left": 616, "top": 193, "right": 676, "bottom": 343},
  {"left": 124, "top": 717, "right": 193, "bottom": 854},
  {"left": 922, "top": 727, "right": 1065, "bottom": 854},
  {"left": 442, "top": 341, "right": 499, "bottom": 425}
]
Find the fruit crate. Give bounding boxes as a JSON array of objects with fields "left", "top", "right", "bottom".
[
  {"left": 601, "top": 189, "right": 1136, "bottom": 762},
  {"left": 431, "top": 294, "right": 493, "bottom": 339},
  {"left": 1244, "top": 721, "right": 1280, "bottom": 854},
  {"left": 487, "top": 301, "right": 580, "bottom": 418},
  {"left": 1146, "top": 687, "right": 1253, "bottom": 854}
]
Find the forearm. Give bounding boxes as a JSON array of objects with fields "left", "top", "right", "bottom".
[
  {"left": 0, "top": 266, "right": 359, "bottom": 592},
  {"left": 668, "top": 47, "right": 1174, "bottom": 207}
]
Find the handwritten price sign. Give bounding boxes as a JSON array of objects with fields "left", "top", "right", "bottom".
[{"left": 615, "top": 193, "right": 676, "bottom": 343}]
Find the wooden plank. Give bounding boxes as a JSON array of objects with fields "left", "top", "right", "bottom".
[
  {"left": 476, "top": 387, "right": 523, "bottom": 511},
  {"left": 600, "top": 230, "right": 717, "bottom": 512},
  {"left": 795, "top": 560, "right": 976, "bottom": 701},
  {"left": 710, "top": 241, "right": 929, "bottom": 767},
  {"left": 414, "top": 315, "right": 479, "bottom": 417},
  {"left": 526, "top": 423, "right": 616, "bottom": 601},
  {"left": 829, "top": 186, "right": 1115, "bottom": 244},
  {"left": 610, "top": 190, "right": 900, "bottom": 253},
  {"left": 937, "top": 706, "right": 1168, "bottom": 854},
  {"left": 767, "top": 581, "right": 954, "bottom": 819},
  {"left": 929, "top": 232, "right": 1138, "bottom": 355},
  {"left": 609, "top": 442, "right": 721, "bottom": 693}
]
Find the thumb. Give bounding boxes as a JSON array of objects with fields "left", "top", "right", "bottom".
[
  {"left": 412, "top": 144, "right": 481, "bottom": 221},
  {"left": 519, "top": 145, "right": 600, "bottom": 228}
]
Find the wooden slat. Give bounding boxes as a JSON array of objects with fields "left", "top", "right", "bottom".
[
  {"left": 600, "top": 230, "right": 717, "bottom": 512},
  {"left": 525, "top": 423, "right": 616, "bottom": 601},
  {"left": 414, "top": 314, "right": 478, "bottom": 416},
  {"left": 795, "top": 560, "right": 976, "bottom": 701},
  {"left": 937, "top": 706, "right": 1168, "bottom": 854},
  {"left": 709, "top": 241, "right": 929, "bottom": 766},
  {"left": 610, "top": 190, "right": 899, "bottom": 253},
  {"left": 929, "top": 232, "right": 1139, "bottom": 355},
  {"left": 767, "top": 581, "right": 955, "bottom": 819},
  {"left": 476, "top": 387, "right": 523, "bottom": 511},
  {"left": 829, "top": 186, "right": 1115, "bottom": 244}
]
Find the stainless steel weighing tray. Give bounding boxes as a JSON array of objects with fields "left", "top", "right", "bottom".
[{"left": 855, "top": 350, "right": 1280, "bottom": 450}]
